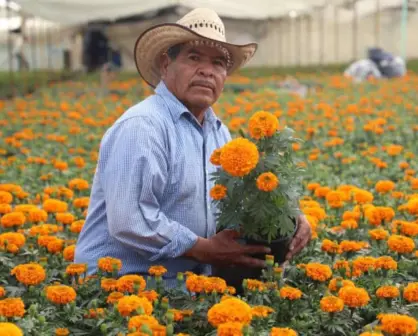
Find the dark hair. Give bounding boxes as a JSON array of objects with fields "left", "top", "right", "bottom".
[{"left": 166, "top": 43, "right": 183, "bottom": 60}]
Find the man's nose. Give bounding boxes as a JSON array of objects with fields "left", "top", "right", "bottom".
[{"left": 198, "top": 62, "right": 214, "bottom": 77}]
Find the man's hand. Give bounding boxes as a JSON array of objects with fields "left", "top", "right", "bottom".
[
  {"left": 285, "top": 214, "right": 312, "bottom": 261},
  {"left": 184, "top": 230, "right": 271, "bottom": 268}
]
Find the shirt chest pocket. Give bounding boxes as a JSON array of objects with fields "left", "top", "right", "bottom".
[{"left": 165, "top": 148, "right": 203, "bottom": 203}]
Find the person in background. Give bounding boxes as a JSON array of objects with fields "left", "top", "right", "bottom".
[
  {"left": 10, "top": 29, "right": 29, "bottom": 71},
  {"left": 344, "top": 47, "right": 406, "bottom": 82}
]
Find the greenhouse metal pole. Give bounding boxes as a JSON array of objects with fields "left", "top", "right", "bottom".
[
  {"left": 400, "top": 0, "right": 408, "bottom": 60},
  {"left": 375, "top": 0, "right": 380, "bottom": 47},
  {"left": 334, "top": 4, "right": 339, "bottom": 63},
  {"left": 352, "top": 0, "right": 358, "bottom": 61},
  {"left": 6, "top": 0, "right": 14, "bottom": 95}
]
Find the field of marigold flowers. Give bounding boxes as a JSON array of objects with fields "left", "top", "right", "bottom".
[{"left": 0, "top": 73, "right": 418, "bottom": 336}]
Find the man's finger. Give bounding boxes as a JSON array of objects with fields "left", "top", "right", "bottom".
[
  {"left": 243, "top": 245, "right": 271, "bottom": 255},
  {"left": 235, "top": 255, "right": 266, "bottom": 268}
]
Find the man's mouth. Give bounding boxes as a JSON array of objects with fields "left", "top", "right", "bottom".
[{"left": 191, "top": 81, "right": 215, "bottom": 91}]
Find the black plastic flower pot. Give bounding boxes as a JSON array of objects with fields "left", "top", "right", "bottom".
[{"left": 212, "top": 217, "right": 298, "bottom": 295}]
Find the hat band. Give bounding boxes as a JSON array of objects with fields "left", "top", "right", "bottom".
[{"left": 186, "top": 39, "right": 233, "bottom": 69}]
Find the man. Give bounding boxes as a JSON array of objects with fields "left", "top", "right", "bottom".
[{"left": 74, "top": 8, "right": 311, "bottom": 288}]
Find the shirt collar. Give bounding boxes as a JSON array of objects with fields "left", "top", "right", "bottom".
[{"left": 154, "top": 80, "right": 222, "bottom": 130}]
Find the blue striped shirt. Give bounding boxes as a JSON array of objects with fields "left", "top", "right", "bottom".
[{"left": 74, "top": 81, "right": 231, "bottom": 286}]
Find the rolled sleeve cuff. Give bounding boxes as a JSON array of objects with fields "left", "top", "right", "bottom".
[{"left": 149, "top": 225, "right": 199, "bottom": 262}]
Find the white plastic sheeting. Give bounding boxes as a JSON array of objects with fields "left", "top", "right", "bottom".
[{"left": 11, "top": 0, "right": 409, "bottom": 25}]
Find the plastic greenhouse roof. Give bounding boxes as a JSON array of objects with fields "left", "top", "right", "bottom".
[{"left": 12, "top": 0, "right": 409, "bottom": 26}]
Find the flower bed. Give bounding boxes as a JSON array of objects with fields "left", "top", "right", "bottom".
[{"left": 0, "top": 74, "right": 417, "bottom": 335}]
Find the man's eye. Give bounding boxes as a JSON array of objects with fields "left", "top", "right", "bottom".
[
  {"left": 189, "top": 55, "right": 199, "bottom": 61},
  {"left": 214, "top": 60, "right": 226, "bottom": 68}
]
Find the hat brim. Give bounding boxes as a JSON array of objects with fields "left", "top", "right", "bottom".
[{"left": 134, "top": 23, "right": 258, "bottom": 88}]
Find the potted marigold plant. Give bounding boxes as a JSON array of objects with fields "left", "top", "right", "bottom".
[{"left": 209, "top": 110, "right": 304, "bottom": 291}]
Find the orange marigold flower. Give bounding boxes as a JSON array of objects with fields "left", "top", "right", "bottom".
[
  {"left": 342, "top": 211, "right": 361, "bottom": 221},
  {"left": 98, "top": 257, "right": 122, "bottom": 273},
  {"left": 116, "top": 295, "right": 152, "bottom": 317},
  {"left": 217, "top": 322, "right": 244, "bottom": 336},
  {"left": 210, "top": 148, "right": 222, "bottom": 165},
  {"left": 45, "top": 285, "right": 77, "bottom": 305},
  {"left": 279, "top": 286, "right": 302, "bottom": 300},
  {"left": 43, "top": 199, "right": 68, "bottom": 213},
  {"left": 352, "top": 189, "right": 374, "bottom": 204},
  {"left": 47, "top": 238, "right": 64, "bottom": 254},
  {"left": 270, "top": 327, "right": 298, "bottom": 336},
  {"left": 73, "top": 197, "right": 90, "bottom": 208},
  {"left": 207, "top": 297, "right": 252, "bottom": 327},
  {"left": 376, "top": 285, "right": 399, "bottom": 299},
  {"left": 0, "top": 322, "right": 23, "bottom": 336},
  {"left": 101, "top": 278, "right": 118, "bottom": 292},
  {"left": 326, "top": 191, "right": 345, "bottom": 208},
  {"left": 203, "top": 277, "right": 227, "bottom": 294},
  {"left": 339, "top": 240, "right": 367, "bottom": 253},
  {"left": 387, "top": 235, "right": 415, "bottom": 254},
  {"left": 0, "top": 287, "right": 5, "bottom": 297},
  {"left": 226, "top": 286, "right": 236, "bottom": 295},
  {"left": 70, "top": 219, "right": 85, "bottom": 233},
  {"left": 65, "top": 263, "right": 87, "bottom": 276},
  {"left": 84, "top": 308, "right": 106, "bottom": 319},
  {"left": 248, "top": 110, "right": 279, "bottom": 140},
  {"left": 400, "top": 222, "right": 418, "bottom": 237},
  {"left": 63, "top": 245, "right": 76, "bottom": 261},
  {"left": 55, "top": 328, "right": 70, "bottom": 336},
  {"left": 29, "top": 224, "right": 59, "bottom": 236},
  {"left": 256, "top": 172, "right": 279, "bottom": 192},
  {"left": 369, "top": 228, "right": 389, "bottom": 240},
  {"left": 0, "top": 191, "right": 13, "bottom": 204},
  {"left": 186, "top": 274, "right": 207, "bottom": 293},
  {"left": 341, "top": 219, "right": 358, "bottom": 230},
  {"left": 219, "top": 138, "right": 259, "bottom": 177},
  {"left": 403, "top": 282, "right": 418, "bottom": 303},
  {"left": 251, "top": 305, "right": 274, "bottom": 318},
  {"left": 138, "top": 290, "right": 159, "bottom": 302},
  {"left": 328, "top": 277, "right": 355, "bottom": 292},
  {"left": 0, "top": 203, "right": 12, "bottom": 214},
  {"left": 0, "top": 298, "right": 25, "bottom": 318},
  {"left": 68, "top": 178, "right": 89, "bottom": 190},
  {"left": 55, "top": 212, "right": 75, "bottom": 225},
  {"left": 0, "top": 232, "right": 25, "bottom": 249},
  {"left": 305, "top": 263, "right": 332, "bottom": 282},
  {"left": 320, "top": 296, "right": 344, "bottom": 313},
  {"left": 314, "top": 186, "right": 331, "bottom": 198},
  {"left": 0, "top": 212, "right": 26, "bottom": 228},
  {"left": 307, "top": 183, "right": 320, "bottom": 191},
  {"left": 28, "top": 208, "right": 48, "bottom": 223},
  {"left": 338, "top": 286, "right": 370, "bottom": 308},
  {"left": 210, "top": 185, "right": 227, "bottom": 200},
  {"left": 107, "top": 291, "right": 124, "bottom": 304},
  {"left": 375, "top": 256, "right": 397, "bottom": 271},
  {"left": 128, "top": 314, "right": 159, "bottom": 331},
  {"left": 11, "top": 263, "right": 46, "bottom": 286},
  {"left": 352, "top": 256, "right": 377, "bottom": 276},
  {"left": 116, "top": 275, "right": 146, "bottom": 293},
  {"left": 148, "top": 265, "right": 167, "bottom": 277},
  {"left": 245, "top": 279, "right": 266, "bottom": 292},
  {"left": 378, "top": 313, "right": 417, "bottom": 335},
  {"left": 375, "top": 180, "right": 396, "bottom": 193}
]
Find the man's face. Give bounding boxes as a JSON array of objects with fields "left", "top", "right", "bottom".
[{"left": 161, "top": 43, "right": 228, "bottom": 114}]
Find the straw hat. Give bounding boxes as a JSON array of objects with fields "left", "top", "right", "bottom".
[{"left": 134, "top": 8, "right": 258, "bottom": 87}]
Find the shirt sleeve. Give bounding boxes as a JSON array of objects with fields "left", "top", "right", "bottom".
[{"left": 98, "top": 116, "right": 198, "bottom": 262}]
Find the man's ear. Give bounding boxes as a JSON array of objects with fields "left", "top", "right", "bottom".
[{"left": 159, "top": 53, "right": 170, "bottom": 80}]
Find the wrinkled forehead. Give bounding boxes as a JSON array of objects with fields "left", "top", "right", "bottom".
[{"left": 183, "top": 40, "right": 233, "bottom": 68}]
